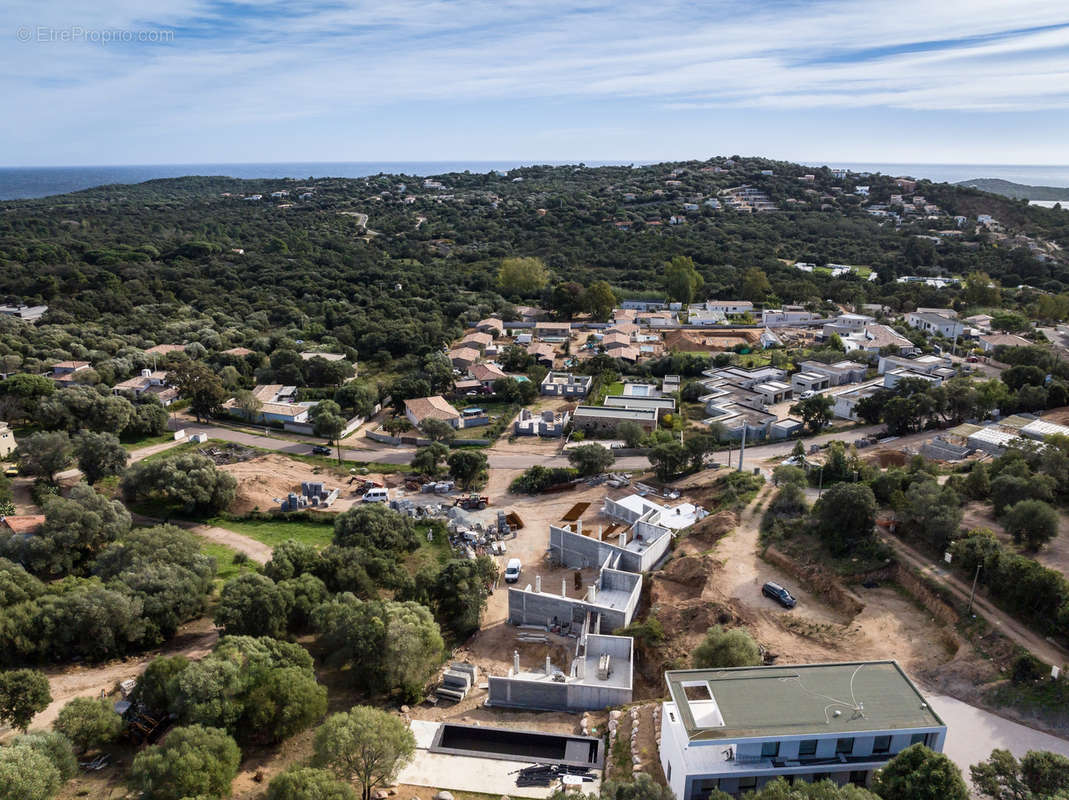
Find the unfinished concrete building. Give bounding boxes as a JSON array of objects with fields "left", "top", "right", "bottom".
[
  {"left": 549, "top": 519, "right": 672, "bottom": 573},
  {"left": 487, "top": 633, "right": 634, "bottom": 712},
  {"left": 507, "top": 565, "right": 642, "bottom": 632}
]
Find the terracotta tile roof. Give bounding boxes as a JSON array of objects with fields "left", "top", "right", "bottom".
[
  {"left": 469, "top": 363, "right": 507, "bottom": 382},
  {"left": 405, "top": 395, "right": 460, "bottom": 422},
  {"left": 1, "top": 515, "right": 45, "bottom": 535}
]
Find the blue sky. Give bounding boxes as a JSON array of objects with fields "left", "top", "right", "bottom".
[{"left": 4, "top": 0, "right": 1069, "bottom": 166}]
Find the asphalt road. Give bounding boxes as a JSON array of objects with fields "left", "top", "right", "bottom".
[{"left": 170, "top": 417, "right": 913, "bottom": 472}]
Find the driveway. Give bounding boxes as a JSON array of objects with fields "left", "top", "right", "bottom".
[{"left": 929, "top": 692, "right": 1069, "bottom": 778}]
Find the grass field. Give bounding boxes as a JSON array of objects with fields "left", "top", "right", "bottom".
[
  {"left": 205, "top": 515, "right": 337, "bottom": 549},
  {"left": 121, "top": 432, "right": 179, "bottom": 451},
  {"left": 199, "top": 540, "right": 259, "bottom": 581}
]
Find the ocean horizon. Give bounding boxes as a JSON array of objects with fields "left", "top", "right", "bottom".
[{"left": 3, "top": 160, "right": 1069, "bottom": 201}]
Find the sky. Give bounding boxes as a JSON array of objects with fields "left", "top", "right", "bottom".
[{"left": 4, "top": 0, "right": 1069, "bottom": 166}]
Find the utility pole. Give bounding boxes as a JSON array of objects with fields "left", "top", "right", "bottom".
[
  {"left": 967, "top": 562, "right": 982, "bottom": 615},
  {"left": 738, "top": 425, "right": 747, "bottom": 472},
  {"left": 818, "top": 465, "right": 824, "bottom": 498}
]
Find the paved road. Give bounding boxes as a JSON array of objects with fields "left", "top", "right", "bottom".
[
  {"left": 929, "top": 692, "right": 1069, "bottom": 777},
  {"left": 170, "top": 418, "right": 906, "bottom": 472},
  {"left": 883, "top": 534, "right": 1069, "bottom": 667}
]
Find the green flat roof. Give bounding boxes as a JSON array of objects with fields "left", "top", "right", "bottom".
[{"left": 666, "top": 661, "right": 943, "bottom": 741}]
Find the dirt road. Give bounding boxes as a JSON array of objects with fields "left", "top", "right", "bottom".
[
  {"left": 883, "top": 534, "right": 1069, "bottom": 667},
  {"left": 0, "top": 619, "right": 219, "bottom": 741},
  {"left": 132, "top": 513, "right": 273, "bottom": 565}
]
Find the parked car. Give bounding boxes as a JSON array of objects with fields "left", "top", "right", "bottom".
[
  {"left": 799, "top": 390, "right": 815, "bottom": 400},
  {"left": 3, "top": 464, "right": 17, "bottom": 477},
  {"left": 762, "top": 581, "right": 796, "bottom": 609},
  {"left": 311, "top": 445, "right": 332, "bottom": 455},
  {"left": 504, "top": 558, "right": 522, "bottom": 583},
  {"left": 966, "top": 355, "right": 980, "bottom": 363}
]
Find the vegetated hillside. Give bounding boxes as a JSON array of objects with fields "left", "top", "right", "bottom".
[
  {"left": 0, "top": 156, "right": 1067, "bottom": 370},
  {"left": 955, "top": 178, "right": 1069, "bottom": 202}
]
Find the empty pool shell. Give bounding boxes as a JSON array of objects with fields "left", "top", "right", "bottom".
[{"left": 430, "top": 723, "right": 603, "bottom": 769}]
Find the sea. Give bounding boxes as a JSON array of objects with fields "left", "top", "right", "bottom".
[{"left": 2, "top": 160, "right": 1069, "bottom": 201}]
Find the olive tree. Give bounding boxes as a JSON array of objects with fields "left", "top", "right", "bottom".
[
  {"left": 313, "top": 707, "right": 416, "bottom": 800},
  {"left": 53, "top": 696, "right": 123, "bottom": 753},
  {"left": 0, "top": 668, "right": 52, "bottom": 732},
  {"left": 128, "top": 724, "right": 241, "bottom": 800},
  {"left": 692, "top": 626, "right": 761, "bottom": 668}
]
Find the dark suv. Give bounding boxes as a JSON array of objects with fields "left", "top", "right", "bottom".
[
  {"left": 311, "top": 445, "right": 332, "bottom": 455},
  {"left": 762, "top": 581, "right": 796, "bottom": 609}
]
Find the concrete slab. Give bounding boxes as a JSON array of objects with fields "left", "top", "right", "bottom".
[
  {"left": 399, "top": 721, "right": 601, "bottom": 799},
  {"left": 928, "top": 693, "right": 1069, "bottom": 786}
]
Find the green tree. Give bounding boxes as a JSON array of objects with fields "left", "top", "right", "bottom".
[
  {"left": 772, "top": 465, "right": 806, "bottom": 487},
  {"left": 963, "top": 461, "right": 991, "bottom": 500},
  {"left": 447, "top": 449, "right": 488, "bottom": 490},
  {"left": 617, "top": 421, "right": 645, "bottom": 448},
  {"left": 648, "top": 440, "right": 688, "bottom": 482},
  {"left": 692, "top": 625, "right": 761, "bottom": 668},
  {"left": 333, "top": 504, "right": 419, "bottom": 553},
  {"left": 231, "top": 389, "right": 262, "bottom": 421},
  {"left": 334, "top": 381, "right": 376, "bottom": 419},
  {"left": 0, "top": 744, "right": 62, "bottom": 800},
  {"left": 11, "top": 730, "right": 77, "bottom": 782},
  {"left": 242, "top": 665, "right": 328, "bottom": 741},
  {"left": 411, "top": 442, "right": 449, "bottom": 475},
  {"left": 741, "top": 267, "right": 772, "bottom": 300},
  {"left": 498, "top": 256, "right": 549, "bottom": 296},
  {"left": 311, "top": 400, "right": 346, "bottom": 464},
  {"left": 214, "top": 573, "right": 291, "bottom": 638},
  {"left": 121, "top": 453, "right": 237, "bottom": 513},
  {"left": 19, "top": 483, "right": 132, "bottom": 576},
  {"left": 17, "top": 430, "right": 73, "bottom": 482},
  {"left": 664, "top": 256, "right": 704, "bottom": 305},
  {"left": 313, "top": 708, "right": 416, "bottom": 800},
  {"left": 0, "top": 668, "right": 52, "bottom": 732},
  {"left": 684, "top": 434, "right": 718, "bottom": 471},
  {"left": 53, "top": 696, "right": 122, "bottom": 753},
  {"left": 898, "top": 480, "right": 962, "bottom": 552},
  {"left": 128, "top": 724, "right": 241, "bottom": 800},
  {"left": 167, "top": 361, "right": 228, "bottom": 422},
  {"left": 567, "top": 443, "right": 615, "bottom": 476},
  {"left": 419, "top": 417, "right": 456, "bottom": 444},
  {"left": 790, "top": 394, "right": 834, "bottom": 434},
  {"left": 873, "top": 744, "right": 968, "bottom": 800},
  {"left": 971, "top": 748, "right": 1069, "bottom": 800},
  {"left": 432, "top": 557, "right": 498, "bottom": 637},
  {"left": 583, "top": 281, "right": 618, "bottom": 321},
  {"left": 812, "top": 482, "right": 877, "bottom": 555},
  {"left": 1003, "top": 500, "right": 1059, "bottom": 552},
  {"left": 267, "top": 768, "right": 358, "bottom": 800},
  {"left": 72, "top": 430, "right": 128, "bottom": 484}
]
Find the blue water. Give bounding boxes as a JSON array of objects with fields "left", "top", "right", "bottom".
[
  {"left": 2, "top": 160, "right": 1069, "bottom": 201},
  {"left": 0, "top": 161, "right": 635, "bottom": 201}
]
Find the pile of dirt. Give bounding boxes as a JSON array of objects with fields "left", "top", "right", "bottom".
[
  {"left": 219, "top": 454, "right": 374, "bottom": 514},
  {"left": 678, "top": 510, "right": 738, "bottom": 553},
  {"left": 656, "top": 555, "right": 715, "bottom": 595}
]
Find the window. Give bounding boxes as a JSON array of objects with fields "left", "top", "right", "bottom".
[
  {"left": 910, "top": 733, "right": 927, "bottom": 746},
  {"left": 761, "top": 741, "right": 780, "bottom": 758},
  {"left": 798, "top": 740, "right": 818, "bottom": 757},
  {"left": 739, "top": 778, "right": 757, "bottom": 792},
  {"left": 873, "top": 736, "right": 891, "bottom": 754},
  {"left": 836, "top": 738, "right": 854, "bottom": 755}
]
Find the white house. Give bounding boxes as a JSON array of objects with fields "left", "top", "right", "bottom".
[
  {"left": 659, "top": 662, "right": 947, "bottom": 799},
  {"left": 905, "top": 312, "right": 964, "bottom": 339}
]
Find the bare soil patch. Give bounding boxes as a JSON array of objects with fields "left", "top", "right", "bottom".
[{"left": 219, "top": 453, "right": 393, "bottom": 514}]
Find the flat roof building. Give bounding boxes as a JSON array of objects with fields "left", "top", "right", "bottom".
[{"left": 660, "top": 661, "right": 946, "bottom": 799}]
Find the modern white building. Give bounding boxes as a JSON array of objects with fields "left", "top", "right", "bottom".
[
  {"left": 659, "top": 662, "right": 947, "bottom": 799},
  {"left": 905, "top": 312, "right": 964, "bottom": 339}
]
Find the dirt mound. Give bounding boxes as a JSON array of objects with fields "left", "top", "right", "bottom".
[
  {"left": 678, "top": 511, "right": 737, "bottom": 553},
  {"left": 658, "top": 555, "right": 715, "bottom": 591},
  {"left": 655, "top": 599, "right": 739, "bottom": 636}
]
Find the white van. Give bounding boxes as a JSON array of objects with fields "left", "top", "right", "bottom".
[
  {"left": 504, "top": 558, "right": 522, "bottom": 583},
  {"left": 361, "top": 487, "right": 390, "bottom": 504}
]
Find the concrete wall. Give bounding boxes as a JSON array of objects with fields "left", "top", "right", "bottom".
[
  {"left": 507, "top": 586, "right": 628, "bottom": 631},
  {"left": 548, "top": 524, "right": 671, "bottom": 573}
]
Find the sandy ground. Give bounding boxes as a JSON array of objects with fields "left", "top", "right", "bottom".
[
  {"left": 961, "top": 500, "right": 1069, "bottom": 579},
  {"left": 2, "top": 617, "right": 219, "bottom": 743},
  {"left": 219, "top": 453, "right": 395, "bottom": 514}
]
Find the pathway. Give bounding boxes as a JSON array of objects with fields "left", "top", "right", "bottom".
[
  {"left": 132, "top": 513, "right": 273, "bottom": 565},
  {"left": 883, "top": 534, "right": 1068, "bottom": 667}
]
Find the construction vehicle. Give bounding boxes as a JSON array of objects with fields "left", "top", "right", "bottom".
[{"left": 453, "top": 494, "right": 489, "bottom": 510}]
